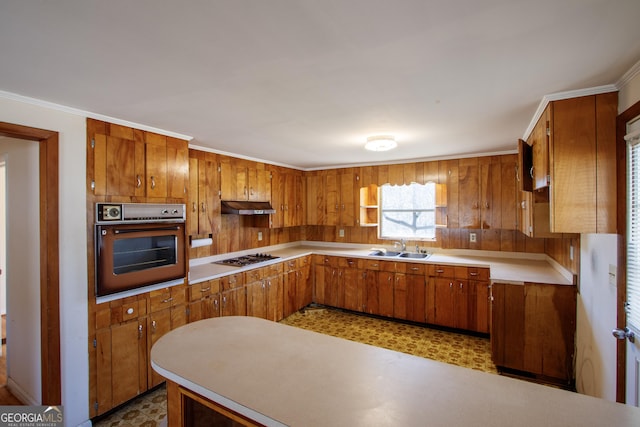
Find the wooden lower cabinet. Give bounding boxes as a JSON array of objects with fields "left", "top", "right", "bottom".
[{"left": 491, "top": 282, "right": 576, "bottom": 383}]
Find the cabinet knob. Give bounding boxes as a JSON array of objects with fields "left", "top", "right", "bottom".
[
  {"left": 126, "top": 307, "right": 134, "bottom": 315},
  {"left": 136, "top": 175, "right": 142, "bottom": 188},
  {"left": 152, "top": 320, "right": 157, "bottom": 331},
  {"left": 192, "top": 202, "right": 197, "bottom": 212},
  {"left": 138, "top": 324, "right": 143, "bottom": 339}
]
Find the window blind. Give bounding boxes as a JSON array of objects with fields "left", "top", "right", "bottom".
[{"left": 627, "top": 128, "right": 640, "bottom": 331}]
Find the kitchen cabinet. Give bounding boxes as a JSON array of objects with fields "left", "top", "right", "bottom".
[
  {"left": 265, "top": 274, "right": 284, "bottom": 321},
  {"left": 394, "top": 262, "right": 427, "bottom": 323},
  {"left": 456, "top": 156, "right": 517, "bottom": 230},
  {"left": 245, "top": 264, "right": 283, "bottom": 321},
  {"left": 283, "top": 256, "right": 313, "bottom": 317},
  {"left": 187, "top": 279, "right": 221, "bottom": 323},
  {"left": 220, "top": 273, "right": 247, "bottom": 317},
  {"left": 271, "top": 170, "right": 305, "bottom": 228},
  {"left": 318, "top": 170, "right": 358, "bottom": 227},
  {"left": 246, "top": 269, "right": 268, "bottom": 320},
  {"left": 313, "top": 255, "right": 341, "bottom": 307},
  {"left": 491, "top": 282, "right": 576, "bottom": 383},
  {"left": 220, "top": 160, "right": 271, "bottom": 202},
  {"left": 521, "top": 92, "right": 617, "bottom": 234},
  {"left": 89, "top": 119, "right": 188, "bottom": 200},
  {"left": 93, "top": 285, "right": 187, "bottom": 417},
  {"left": 428, "top": 265, "right": 489, "bottom": 333},
  {"left": 187, "top": 150, "right": 221, "bottom": 237},
  {"left": 362, "top": 261, "right": 391, "bottom": 317},
  {"left": 341, "top": 258, "right": 365, "bottom": 312}
]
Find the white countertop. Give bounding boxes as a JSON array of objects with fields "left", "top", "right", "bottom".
[
  {"left": 188, "top": 242, "right": 574, "bottom": 286},
  {"left": 151, "top": 316, "right": 637, "bottom": 427}
]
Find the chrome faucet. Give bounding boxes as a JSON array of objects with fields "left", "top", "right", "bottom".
[{"left": 393, "top": 239, "right": 406, "bottom": 252}]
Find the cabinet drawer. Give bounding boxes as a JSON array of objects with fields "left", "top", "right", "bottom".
[
  {"left": 430, "top": 264, "right": 455, "bottom": 277},
  {"left": 397, "top": 262, "right": 426, "bottom": 275},
  {"left": 379, "top": 261, "right": 397, "bottom": 272},
  {"left": 244, "top": 268, "right": 264, "bottom": 283},
  {"left": 150, "top": 287, "right": 185, "bottom": 312},
  {"left": 188, "top": 279, "right": 220, "bottom": 302},
  {"left": 364, "top": 259, "right": 382, "bottom": 270},
  {"left": 284, "top": 259, "right": 298, "bottom": 272},
  {"left": 297, "top": 256, "right": 311, "bottom": 268},
  {"left": 263, "top": 263, "right": 283, "bottom": 277},
  {"left": 221, "top": 273, "right": 244, "bottom": 291},
  {"left": 454, "top": 266, "right": 489, "bottom": 281},
  {"left": 338, "top": 257, "right": 363, "bottom": 269},
  {"left": 317, "top": 255, "right": 339, "bottom": 267}
]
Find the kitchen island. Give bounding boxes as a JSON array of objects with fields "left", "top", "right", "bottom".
[{"left": 151, "top": 316, "right": 638, "bottom": 427}]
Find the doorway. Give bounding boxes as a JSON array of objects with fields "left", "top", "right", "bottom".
[{"left": 0, "top": 122, "right": 60, "bottom": 405}]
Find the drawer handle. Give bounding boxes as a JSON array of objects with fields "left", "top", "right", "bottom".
[
  {"left": 436, "top": 269, "right": 444, "bottom": 273},
  {"left": 371, "top": 263, "right": 379, "bottom": 267},
  {"left": 152, "top": 320, "right": 157, "bottom": 331},
  {"left": 138, "top": 324, "right": 143, "bottom": 339},
  {"left": 410, "top": 267, "right": 419, "bottom": 271},
  {"left": 470, "top": 272, "right": 478, "bottom": 276},
  {"left": 126, "top": 307, "right": 134, "bottom": 315},
  {"left": 449, "top": 282, "right": 453, "bottom": 288},
  {"left": 200, "top": 287, "right": 210, "bottom": 292},
  {"left": 162, "top": 297, "right": 173, "bottom": 303}
]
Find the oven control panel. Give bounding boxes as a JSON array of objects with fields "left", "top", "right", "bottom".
[
  {"left": 96, "top": 203, "right": 186, "bottom": 224},
  {"left": 98, "top": 204, "right": 122, "bottom": 222}
]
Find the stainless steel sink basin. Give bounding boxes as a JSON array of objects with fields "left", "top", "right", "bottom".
[
  {"left": 399, "top": 252, "right": 430, "bottom": 259},
  {"left": 368, "top": 250, "right": 402, "bottom": 257}
]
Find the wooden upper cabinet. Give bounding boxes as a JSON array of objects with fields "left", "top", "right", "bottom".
[
  {"left": 220, "top": 160, "right": 271, "bottom": 202},
  {"left": 312, "top": 170, "right": 357, "bottom": 227},
  {"left": 270, "top": 169, "right": 304, "bottom": 228},
  {"left": 530, "top": 106, "right": 550, "bottom": 190},
  {"left": 188, "top": 150, "right": 220, "bottom": 237},
  {"left": 89, "top": 119, "right": 188, "bottom": 200}
]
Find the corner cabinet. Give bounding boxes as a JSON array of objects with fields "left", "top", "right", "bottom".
[
  {"left": 519, "top": 92, "right": 617, "bottom": 234},
  {"left": 490, "top": 282, "right": 576, "bottom": 384}
]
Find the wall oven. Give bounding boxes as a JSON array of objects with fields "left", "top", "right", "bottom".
[{"left": 95, "top": 203, "right": 186, "bottom": 297}]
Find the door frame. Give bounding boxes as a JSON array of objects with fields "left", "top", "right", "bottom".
[
  {"left": 0, "top": 122, "right": 60, "bottom": 405},
  {"left": 615, "top": 100, "right": 640, "bottom": 403}
]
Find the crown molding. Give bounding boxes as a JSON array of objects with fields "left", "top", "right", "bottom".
[
  {"left": 521, "top": 84, "right": 618, "bottom": 142},
  {"left": 616, "top": 58, "right": 640, "bottom": 90},
  {"left": 0, "top": 90, "right": 193, "bottom": 141}
]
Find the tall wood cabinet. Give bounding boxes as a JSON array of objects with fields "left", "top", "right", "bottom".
[
  {"left": 188, "top": 150, "right": 221, "bottom": 238},
  {"left": 518, "top": 92, "right": 617, "bottom": 235}
]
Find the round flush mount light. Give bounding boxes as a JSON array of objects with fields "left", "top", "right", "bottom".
[{"left": 365, "top": 135, "right": 397, "bottom": 152}]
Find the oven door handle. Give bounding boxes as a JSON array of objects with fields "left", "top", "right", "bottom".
[{"left": 113, "top": 225, "right": 182, "bottom": 234}]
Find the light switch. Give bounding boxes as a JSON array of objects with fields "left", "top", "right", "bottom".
[{"left": 339, "top": 229, "right": 345, "bottom": 238}]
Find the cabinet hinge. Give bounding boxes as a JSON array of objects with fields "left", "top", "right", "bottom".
[
  {"left": 93, "top": 338, "right": 97, "bottom": 348},
  {"left": 90, "top": 138, "right": 95, "bottom": 149}
]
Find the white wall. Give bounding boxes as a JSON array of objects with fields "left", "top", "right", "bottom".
[
  {"left": 0, "top": 96, "right": 88, "bottom": 426},
  {"left": 0, "top": 138, "right": 41, "bottom": 402}
]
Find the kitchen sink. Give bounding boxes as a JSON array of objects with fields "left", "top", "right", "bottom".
[
  {"left": 399, "top": 252, "right": 430, "bottom": 259},
  {"left": 368, "top": 250, "right": 431, "bottom": 259},
  {"left": 368, "top": 250, "right": 402, "bottom": 257}
]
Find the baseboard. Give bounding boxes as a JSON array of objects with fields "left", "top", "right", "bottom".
[{"left": 7, "top": 377, "right": 38, "bottom": 405}]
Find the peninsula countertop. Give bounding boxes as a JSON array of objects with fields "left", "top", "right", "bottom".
[
  {"left": 151, "top": 316, "right": 637, "bottom": 427},
  {"left": 188, "top": 242, "right": 574, "bottom": 286}
]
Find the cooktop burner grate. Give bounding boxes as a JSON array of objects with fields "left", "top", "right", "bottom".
[{"left": 213, "top": 253, "right": 280, "bottom": 267}]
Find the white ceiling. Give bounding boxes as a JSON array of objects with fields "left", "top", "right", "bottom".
[{"left": 1, "top": 1, "right": 640, "bottom": 170}]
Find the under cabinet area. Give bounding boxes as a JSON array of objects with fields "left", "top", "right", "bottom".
[{"left": 490, "top": 281, "right": 576, "bottom": 383}]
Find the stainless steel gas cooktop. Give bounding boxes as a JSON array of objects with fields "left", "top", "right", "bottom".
[{"left": 213, "top": 253, "right": 280, "bottom": 267}]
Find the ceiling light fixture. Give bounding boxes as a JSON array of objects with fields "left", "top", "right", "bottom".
[{"left": 365, "top": 135, "right": 397, "bottom": 152}]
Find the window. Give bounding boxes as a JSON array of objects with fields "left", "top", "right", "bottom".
[
  {"left": 379, "top": 182, "right": 436, "bottom": 240},
  {"left": 627, "top": 127, "right": 640, "bottom": 332}
]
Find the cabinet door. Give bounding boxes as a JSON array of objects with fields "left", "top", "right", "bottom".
[
  {"left": 454, "top": 280, "right": 469, "bottom": 330},
  {"left": 406, "top": 273, "right": 426, "bottom": 323},
  {"left": 248, "top": 168, "right": 271, "bottom": 202},
  {"left": 490, "top": 283, "right": 525, "bottom": 370},
  {"left": 283, "top": 269, "right": 298, "bottom": 317},
  {"left": 342, "top": 268, "right": 364, "bottom": 312},
  {"left": 199, "top": 158, "right": 220, "bottom": 235},
  {"left": 393, "top": 274, "right": 408, "bottom": 320},
  {"left": 93, "top": 134, "right": 141, "bottom": 197},
  {"left": 305, "top": 174, "right": 322, "bottom": 226},
  {"left": 148, "top": 309, "right": 171, "bottom": 387},
  {"left": 433, "top": 277, "right": 455, "bottom": 328},
  {"left": 439, "top": 160, "right": 459, "bottom": 228},
  {"left": 469, "top": 281, "right": 490, "bottom": 334},
  {"left": 166, "top": 137, "right": 188, "bottom": 199},
  {"left": 144, "top": 133, "right": 168, "bottom": 198},
  {"left": 339, "top": 171, "right": 357, "bottom": 226},
  {"left": 458, "top": 158, "right": 480, "bottom": 228},
  {"left": 325, "top": 173, "right": 339, "bottom": 226},
  {"left": 378, "top": 271, "right": 395, "bottom": 318},
  {"left": 364, "top": 270, "right": 379, "bottom": 315},
  {"left": 266, "top": 275, "right": 284, "bottom": 321},
  {"left": 246, "top": 280, "right": 268, "bottom": 319},
  {"left": 500, "top": 155, "right": 518, "bottom": 230},
  {"left": 188, "top": 157, "right": 200, "bottom": 236},
  {"left": 479, "top": 156, "right": 503, "bottom": 230},
  {"left": 270, "top": 170, "right": 286, "bottom": 228},
  {"left": 297, "top": 261, "right": 312, "bottom": 309},
  {"left": 531, "top": 106, "right": 550, "bottom": 190},
  {"left": 221, "top": 287, "right": 247, "bottom": 317}
]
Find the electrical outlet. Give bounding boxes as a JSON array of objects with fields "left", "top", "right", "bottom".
[
  {"left": 469, "top": 233, "right": 476, "bottom": 243},
  {"left": 258, "top": 231, "right": 263, "bottom": 241},
  {"left": 339, "top": 229, "right": 345, "bottom": 238}
]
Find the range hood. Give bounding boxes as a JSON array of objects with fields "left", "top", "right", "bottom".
[{"left": 221, "top": 200, "right": 276, "bottom": 215}]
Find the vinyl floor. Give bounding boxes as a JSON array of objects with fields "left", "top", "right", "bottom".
[{"left": 94, "top": 307, "right": 497, "bottom": 426}]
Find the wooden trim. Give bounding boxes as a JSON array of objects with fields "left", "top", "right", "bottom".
[
  {"left": 0, "top": 122, "right": 61, "bottom": 404},
  {"left": 615, "top": 100, "right": 640, "bottom": 403}
]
